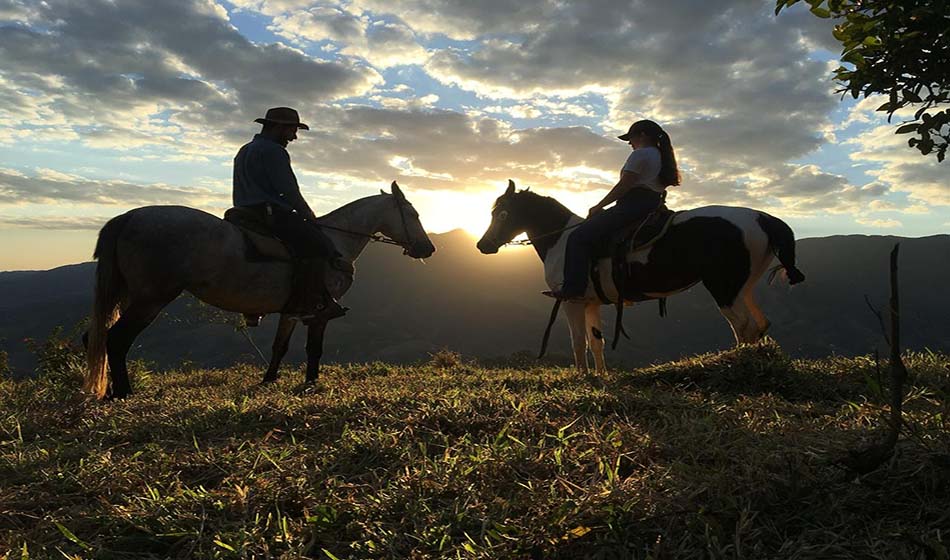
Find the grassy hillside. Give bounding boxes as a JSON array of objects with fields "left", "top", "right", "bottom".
[{"left": 0, "top": 342, "right": 948, "bottom": 559}]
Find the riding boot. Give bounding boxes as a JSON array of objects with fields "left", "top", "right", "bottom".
[
  {"left": 284, "top": 258, "right": 347, "bottom": 324},
  {"left": 309, "top": 260, "right": 348, "bottom": 323}
]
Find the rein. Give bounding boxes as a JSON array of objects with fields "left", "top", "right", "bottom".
[
  {"left": 503, "top": 221, "right": 585, "bottom": 247},
  {"left": 318, "top": 223, "right": 404, "bottom": 246},
  {"left": 319, "top": 196, "right": 415, "bottom": 252}
]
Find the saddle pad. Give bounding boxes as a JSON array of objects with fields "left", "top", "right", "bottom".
[{"left": 622, "top": 208, "right": 677, "bottom": 254}]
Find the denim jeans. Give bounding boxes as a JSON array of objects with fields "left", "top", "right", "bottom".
[
  {"left": 246, "top": 203, "right": 336, "bottom": 258},
  {"left": 561, "top": 188, "right": 663, "bottom": 296}
]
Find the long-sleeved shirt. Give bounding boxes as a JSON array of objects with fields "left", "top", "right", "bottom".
[{"left": 232, "top": 134, "right": 315, "bottom": 219}]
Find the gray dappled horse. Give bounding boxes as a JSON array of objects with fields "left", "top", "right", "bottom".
[
  {"left": 477, "top": 180, "right": 804, "bottom": 373},
  {"left": 84, "top": 182, "right": 435, "bottom": 399}
]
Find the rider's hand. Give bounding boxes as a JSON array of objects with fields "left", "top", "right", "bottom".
[{"left": 587, "top": 205, "right": 604, "bottom": 219}]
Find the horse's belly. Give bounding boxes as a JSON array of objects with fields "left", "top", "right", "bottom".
[{"left": 187, "top": 262, "right": 291, "bottom": 314}]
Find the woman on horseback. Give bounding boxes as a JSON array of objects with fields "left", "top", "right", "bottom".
[{"left": 549, "top": 119, "right": 681, "bottom": 300}]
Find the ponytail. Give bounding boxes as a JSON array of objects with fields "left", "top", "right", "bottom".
[{"left": 656, "top": 130, "right": 681, "bottom": 187}]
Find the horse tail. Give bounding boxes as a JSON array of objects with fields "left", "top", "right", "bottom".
[
  {"left": 757, "top": 213, "right": 805, "bottom": 285},
  {"left": 84, "top": 212, "right": 131, "bottom": 399}
]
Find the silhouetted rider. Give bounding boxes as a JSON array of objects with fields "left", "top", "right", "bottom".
[
  {"left": 233, "top": 107, "right": 346, "bottom": 324},
  {"left": 547, "top": 119, "right": 681, "bottom": 300}
]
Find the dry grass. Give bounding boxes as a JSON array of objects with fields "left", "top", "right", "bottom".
[{"left": 0, "top": 340, "right": 948, "bottom": 559}]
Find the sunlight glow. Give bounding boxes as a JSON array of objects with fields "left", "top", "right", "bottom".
[{"left": 411, "top": 188, "right": 503, "bottom": 236}]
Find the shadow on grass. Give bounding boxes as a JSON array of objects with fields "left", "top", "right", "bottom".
[{"left": 2, "top": 342, "right": 949, "bottom": 558}]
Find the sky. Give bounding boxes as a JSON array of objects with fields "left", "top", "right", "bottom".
[{"left": 0, "top": 0, "right": 947, "bottom": 271}]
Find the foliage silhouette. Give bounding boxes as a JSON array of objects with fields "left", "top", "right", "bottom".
[{"left": 777, "top": 0, "right": 950, "bottom": 161}]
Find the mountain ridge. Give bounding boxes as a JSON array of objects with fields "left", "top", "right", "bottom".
[{"left": 2, "top": 231, "right": 948, "bottom": 377}]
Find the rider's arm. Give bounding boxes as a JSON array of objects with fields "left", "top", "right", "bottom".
[
  {"left": 265, "top": 149, "right": 318, "bottom": 221},
  {"left": 591, "top": 170, "right": 640, "bottom": 212}
]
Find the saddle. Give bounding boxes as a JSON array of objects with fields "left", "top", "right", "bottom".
[
  {"left": 589, "top": 205, "right": 678, "bottom": 349},
  {"left": 593, "top": 204, "right": 677, "bottom": 259},
  {"left": 224, "top": 207, "right": 291, "bottom": 262},
  {"left": 223, "top": 207, "right": 356, "bottom": 327}
]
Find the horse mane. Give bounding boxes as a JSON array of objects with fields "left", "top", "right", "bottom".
[
  {"left": 317, "top": 193, "right": 389, "bottom": 221},
  {"left": 503, "top": 189, "right": 574, "bottom": 220}
]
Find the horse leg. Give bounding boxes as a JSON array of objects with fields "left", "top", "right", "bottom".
[
  {"left": 304, "top": 319, "right": 328, "bottom": 384},
  {"left": 746, "top": 248, "right": 778, "bottom": 340},
  {"left": 585, "top": 302, "right": 606, "bottom": 372},
  {"left": 744, "top": 293, "right": 770, "bottom": 339},
  {"left": 106, "top": 297, "right": 173, "bottom": 399},
  {"left": 563, "top": 301, "right": 589, "bottom": 373},
  {"left": 262, "top": 314, "right": 297, "bottom": 384},
  {"left": 718, "top": 300, "right": 759, "bottom": 345}
]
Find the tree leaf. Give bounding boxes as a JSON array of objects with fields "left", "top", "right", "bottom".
[
  {"left": 775, "top": 0, "right": 800, "bottom": 15},
  {"left": 895, "top": 123, "right": 919, "bottom": 134},
  {"left": 842, "top": 50, "right": 864, "bottom": 66},
  {"left": 810, "top": 6, "right": 832, "bottom": 17}
]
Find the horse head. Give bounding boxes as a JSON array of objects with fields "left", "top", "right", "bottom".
[
  {"left": 379, "top": 181, "right": 436, "bottom": 259},
  {"left": 477, "top": 179, "right": 524, "bottom": 254}
]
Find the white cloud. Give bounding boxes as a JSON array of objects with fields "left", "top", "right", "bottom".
[
  {"left": 847, "top": 124, "right": 950, "bottom": 205},
  {"left": 855, "top": 217, "right": 902, "bottom": 228},
  {"left": 0, "top": 167, "right": 227, "bottom": 207},
  {"left": 0, "top": 0, "right": 382, "bottom": 155}
]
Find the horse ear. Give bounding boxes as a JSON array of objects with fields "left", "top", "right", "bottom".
[
  {"left": 506, "top": 179, "right": 516, "bottom": 195},
  {"left": 380, "top": 189, "right": 387, "bottom": 195},
  {"left": 391, "top": 181, "right": 405, "bottom": 200}
]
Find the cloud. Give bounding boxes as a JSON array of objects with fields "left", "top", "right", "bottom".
[
  {"left": 847, "top": 124, "right": 950, "bottom": 205},
  {"left": 855, "top": 216, "right": 902, "bottom": 228},
  {"left": 352, "top": 0, "right": 558, "bottom": 40},
  {"left": 286, "top": 105, "right": 630, "bottom": 192},
  {"left": 0, "top": 0, "right": 927, "bottom": 241},
  {"left": 0, "top": 0, "right": 382, "bottom": 154},
  {"left": 0, "top": 167, "right": 227, "bottom": 207},
  {"left": 0, "top": 215, "right": 109, "bottom": 230}
]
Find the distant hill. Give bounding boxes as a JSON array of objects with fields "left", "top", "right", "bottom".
[{"left": 2, "top": 231, "right": 949, "bottom": 377}]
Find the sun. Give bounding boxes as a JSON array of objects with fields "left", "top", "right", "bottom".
[{"left": 411, "top": 188, "right": 500, "bottom": 237}]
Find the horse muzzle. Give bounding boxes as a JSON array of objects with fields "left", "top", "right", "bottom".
[
  {"left": 406, "top": 242, "right": 436, "bottom": 259},
  {"left": 476, "top": 238, "right": 500, "bottom": 254}
]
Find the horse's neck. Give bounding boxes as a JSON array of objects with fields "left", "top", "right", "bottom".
[
  {"left": 523, "top": 200, "right": 577, "bottom": 261},
  {"left": 315, "top": 197, "right": 386, "bottom": 261}
]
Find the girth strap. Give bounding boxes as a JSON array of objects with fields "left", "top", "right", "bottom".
[
  {"left": 590, "top": 261, "right": 612, "bottom": 305},
  {"left": 612, "top": 302, "right": 630, "bottom": 350},
  {"left": 538, "top": 298, "right": 562, "bottom": 359}
]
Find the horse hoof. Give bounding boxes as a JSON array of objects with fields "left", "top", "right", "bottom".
[
  {"left": 260, "top": 377, "right": 278, "bottom": 385},
  {"left": 300, "top": 380, "right": 320, "bottom": 393}
]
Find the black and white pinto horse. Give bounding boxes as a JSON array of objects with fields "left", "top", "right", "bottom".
[
  {"left": 84, "top": 182, "right": 435, "bottom": 399},
  {"left": 476, "top": 181, "right": 805, "bottom": 372}
]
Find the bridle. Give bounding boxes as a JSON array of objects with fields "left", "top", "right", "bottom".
[
  {"left": 318, "top": 195, "right": 417, "bottom": 255},
  {"left": 482, "top": 212, "right": 584, "bottom": 249},
  {"left": 501, "top": 222, "right": 584, "bottom": 247}
]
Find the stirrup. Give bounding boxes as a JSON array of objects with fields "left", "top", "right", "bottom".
[
  {"left": 291, "top": 299, "right": 348, "bottom": 325},
  {"left": 542, "top": 290, "right": 585, "bottom": 302}
]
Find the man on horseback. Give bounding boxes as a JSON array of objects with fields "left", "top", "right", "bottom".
[
  {"left": 233, "top": 107, "right": 347, "bottom": 324},
  {"left": 546, "top": 119, "right": 681, "bottom": 300}
]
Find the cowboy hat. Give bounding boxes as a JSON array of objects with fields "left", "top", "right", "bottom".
[{"left": 254, "top": 107, "right": 309, "bottom": 130}]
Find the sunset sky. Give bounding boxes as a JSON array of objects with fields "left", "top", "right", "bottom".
[{"left": 0, "top": 0, "right": 947, "bottom": 270}]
